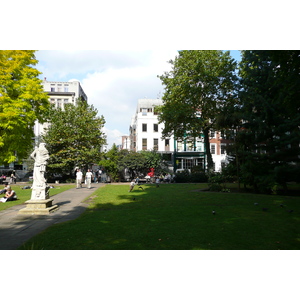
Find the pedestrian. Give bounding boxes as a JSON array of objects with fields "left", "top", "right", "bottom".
[
  {"left": 85, "top": 169, "right": 93, "bottom": 189},
  {"left": 136, "top": 176, "right": 140, "bottom": 185},
  {"left": 94, "top": 170, "right": 98, "bottom": 183},
  {"left": 129, "top": 179, "right": 135, "bottom": 192},
  {"left": 156, "top": 177, "right": 160, "bottom": 188},
  {"left": 76, "top": 169, "right": 83, "bottom": 189},
  {"left": 97, "top": 169, "right": 101, "bottom": 183}
]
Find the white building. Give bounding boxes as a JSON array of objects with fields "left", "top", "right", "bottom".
[
  {"left": 130, "top": 99, "right": 174, "bottom": 153},
  {"left": 129, "top": 99, "right": 206, "bottom": 172},
  {"left": 34, "top": 79, "right": 88, "bottom": 138}
]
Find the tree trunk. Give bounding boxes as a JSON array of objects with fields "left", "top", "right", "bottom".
[{"left": 203, "top": 127, "right": 214, "bottom": 172}]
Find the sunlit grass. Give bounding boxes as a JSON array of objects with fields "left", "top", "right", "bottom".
[{"left": 19, "top": 183, "right": 300, "bottom": 250}]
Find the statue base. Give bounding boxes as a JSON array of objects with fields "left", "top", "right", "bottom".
[{"left": 18, "top": 199, "right": 58, "bottom": 215}]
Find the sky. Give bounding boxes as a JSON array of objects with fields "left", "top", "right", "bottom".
[{"left": 35, "top": 50, "right": 242, "bottom": 149}]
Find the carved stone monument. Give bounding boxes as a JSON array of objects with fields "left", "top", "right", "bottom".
[{"left": 19, "top": 143, "right": 58, "bottom": 215}]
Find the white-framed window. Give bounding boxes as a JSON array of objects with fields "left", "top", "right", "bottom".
[
  {"left": 221, "top": 144, "right": 226, "bottom": 155},
  {"left": 142, "top": 138, "right": 147, "bottom": 150},
  {"left": 141, "top": 108, "right": 147, "bottom": 116},
  {"left": 153, "top": 139, "right": 158, "bottom": 151},
  {"left": 153, "top": 123, "right": 158, "bottom": 132},
  {"left": 142, "top": 123, "right": 147, "bottom": 132},
  {"left": 210, "top": 144, "right": 216, "bottom": 154}
]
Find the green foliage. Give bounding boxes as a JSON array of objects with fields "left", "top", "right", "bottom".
[
  {"left": 0, "top": 50, "right": 50, "bottom": 164},
  {"left": 119, "top": 150, "right": 147, "bottom": 179},
  {"left": 99, "top": 144, "right": 121, "bottom": 182},
  {"left": 231, "top": 50, "right": 300, "bottom": 193},
  {"left": 158, "top": 50, "right": 238, "bottom": 170},
  {"left": 42, "top": 100, "right": 106, "bottom": 176},
  {"left": 174, "top": 169, "right": 208, "bottom": 183}
]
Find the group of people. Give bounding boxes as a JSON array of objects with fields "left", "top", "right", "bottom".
[
  {"left": 76, "top": 168, "right": 101, "bottom": 189},
  {"left": 129, "top": 173, "right": 173, "bottom": 192},
  {"left": 0, "top": 183, "right": 17, "bottom": 203},
  {"left": 0, "top": 172, "right": 17, "bottom": 184}
]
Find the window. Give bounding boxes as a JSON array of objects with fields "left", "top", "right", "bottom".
[
  {"left": 142, "top": 123, "right": 147, "bottom": 132},
  {"left": 221, "top": 144, "right": 226, "bottom": 154},
  {"left": 210, "top": 130, "right": 215, "bottom": 138},
  {"left": 153, "top": 139, "right": 158, "bottom": 151},
  {"left": 210, "top": 144, "right": 216, "bottom": 154},
  {"left": 220, "top": 130, "right": 226, "bottom": 139},
  {"left": 64, "top": 87, "right": 69, "bottom": 92},
  {"left": 165, "top": 139, "right": 170, "bottom": 147},
  {"left": 64, "top": 99, "right": 69, "bottom": 105},
  {"left": 141, "top": 108, "right": 147, "bottom": 116},
  {"left": 51, "top": 87, "right": 55, "bottom": 92},
  {"left": 153, "top": 124, "right": 158, "bottom": 132},
  {"left": 142, "top": 138, "right": 147, "bottom": 150}
]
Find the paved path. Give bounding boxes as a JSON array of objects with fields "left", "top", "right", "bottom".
[{"left": 0, "top": 183, "right": 104, "bottom": 250}]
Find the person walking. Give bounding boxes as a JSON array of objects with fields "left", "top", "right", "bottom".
[
  {"left": 85, "top": 169, "right": 93, "bottom": 189},
  {"left": 76, "top": 169, "right": 83, "bottom": 189}
]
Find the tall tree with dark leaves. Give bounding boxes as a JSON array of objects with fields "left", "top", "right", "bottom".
[{"left": 238, "top": 50, "right": 300, "bottom": 192}]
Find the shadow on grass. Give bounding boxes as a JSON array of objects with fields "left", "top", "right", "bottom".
[{"left": 18, "top": 183, "right": 300, "bottom": 250}]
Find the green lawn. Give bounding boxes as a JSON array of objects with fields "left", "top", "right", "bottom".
[
  {"left": 0, "top": 184, "right": 75, "bottom": 211},
  {"left": 18, "top": 183, "right": 300, "bottom": 250}
]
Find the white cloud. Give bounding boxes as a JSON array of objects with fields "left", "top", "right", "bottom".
[{"left": 36, "top": 50, "right": 178, "bottom": 149}]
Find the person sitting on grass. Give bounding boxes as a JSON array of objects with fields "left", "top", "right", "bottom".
[
  {"left": 129, "top": 179, "right": 135, "bottom": 192},
  {"left": 0, "top": 187, "right": 17, "bottom": 203},
  {"left": 0, "top": 183, "right": 10, "bottom": 194}
]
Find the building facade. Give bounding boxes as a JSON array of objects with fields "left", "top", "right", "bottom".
[
  {"left": 129, "top": 99, "right": 232, "bottom": 173},
  {"left": 129, "top": 99, "right": 207, "bottom": 173},
  {"left": 34, "top": 79, "right": 88, "bottom": 138}
]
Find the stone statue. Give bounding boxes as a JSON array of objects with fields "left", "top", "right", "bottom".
[{"left": 30, "top": 143, "right": 50, "bottom": 200}]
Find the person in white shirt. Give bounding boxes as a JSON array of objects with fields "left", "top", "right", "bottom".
[
  {"left": 85, "top": 169, "right": 93, "bottom": 189},
  {"left": 76, "top": 169, "right": 83, "bottom": 189}
]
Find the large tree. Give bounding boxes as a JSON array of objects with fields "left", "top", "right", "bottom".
[
  {"left": 236, "top": 50, "right": 300, "bottom": 192},
  {"left": 158, "top": 50, "right": 238, "bottom": 170},
  {"left": 42, "top": 100, "right": 106, "bottom": 176},
  {"left": 0, "top": 50, "right": 50, "bottom": 164}
]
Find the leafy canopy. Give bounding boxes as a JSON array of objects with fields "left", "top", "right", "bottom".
[
  {"left": 42, "top": 100, "right": 106, "bottom": 175},
  {"left": 158, "top": 50, "right": 238, "bottom": 169},
  {"left": 0, "top": 50, "right": 50, "bottom": 164}
]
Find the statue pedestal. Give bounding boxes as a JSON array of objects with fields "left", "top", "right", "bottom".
[{"left": 18, "top": 199, "right": 58, "bottom": 215}]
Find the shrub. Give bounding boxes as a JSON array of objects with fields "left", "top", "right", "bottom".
[{"left": 174, "top": 170, "right": 208, "bottom": 183}]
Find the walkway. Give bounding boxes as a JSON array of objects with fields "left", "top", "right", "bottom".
[{"left": 0, "top": 183, "right": 104, "bottom": 250}]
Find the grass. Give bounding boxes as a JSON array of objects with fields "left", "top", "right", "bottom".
[
  {"left": 18, "top": 183, "right": 300, "bottom": 250},
  {"left": 0, "top": 184, "right": 75, "bottom": 211}
]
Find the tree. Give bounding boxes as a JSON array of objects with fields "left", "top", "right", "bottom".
[
  {"left": 0, "top": 50, "right": 50, "bottom": 164},
  {"left": 158, "top": 50, "right": 238, "bottom": 170},
  {"left": 119, "top": 151, "right": 147, "bottom": 179},
  {"left": 99, "top": 144, "right": 121, "bottom": 182},
  {"left": 42, "top": 100, "right": 106, "bottom": 176},
  {"left": 235, "top": 50, "right": 300, "bottom": 192}
]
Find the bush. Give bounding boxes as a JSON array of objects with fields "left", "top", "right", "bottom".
[
  {"left": 174, "top": 170, "right": 208, "bottom": 183},
  {"left": 208, "top": 172, "right": 231, "bottom": 192}
]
